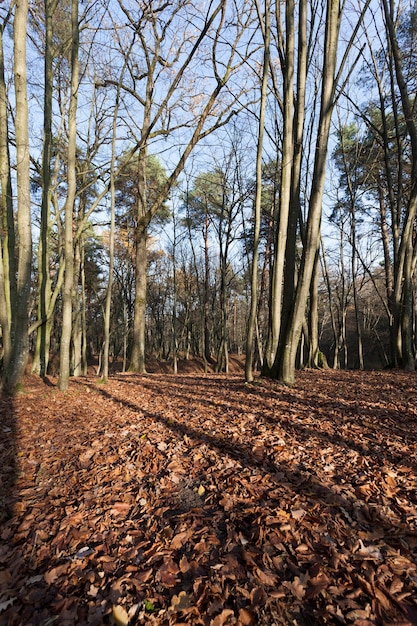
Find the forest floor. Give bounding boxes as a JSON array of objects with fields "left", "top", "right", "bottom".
[{"left": 1, "top": 364, "right": 417, "bottom": 626}]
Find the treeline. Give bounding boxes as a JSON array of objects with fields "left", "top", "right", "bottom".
[{"left": 0, "top": 0, "right": 416, "bottom": 393}]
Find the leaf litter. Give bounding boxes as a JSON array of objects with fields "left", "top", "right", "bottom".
[{"left": 1, "top": 369, "right": 417, "bottom": 625}]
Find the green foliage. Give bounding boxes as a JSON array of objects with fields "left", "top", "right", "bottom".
[
  {"left": 143, "top": 599, "right": 157, "bottom": 613},
  {"left": 181, "top": 168, "right": 227, "bottom": 230},
  {"left": 115, "top": 151, "right": 170, "bottom": 229}
]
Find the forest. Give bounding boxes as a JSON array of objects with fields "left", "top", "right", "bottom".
[
  {"left": 0, "top": 0, "right": 416, "bottom": 390},
  {"left": 1, "top": 1, "right": 417, "bottom": 625}
]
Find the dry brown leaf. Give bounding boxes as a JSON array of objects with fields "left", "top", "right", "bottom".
[
  {"left": 110, "top": 502, "right": 131, "bottom": 516},
  {"left": 3, "top": 369, "right": 417, "bottom": 626},
  {"left": 44, "top": 563, "right": 70, "bottom": 585},
  {"left": 171, "top": 530, "right": 191, "bottom": 550},
  {"left": 210, "top": 609, "right": 235, "bottom": 626},
  {"left": 346, "top": 607, "right": 371, "bottom": 620},
  {"left": 238, "top": 607, "right": 255, "bottom": 625},
  {"left": 282, "top": 576, "right": 307, "bottom": 600},
  {"left": 158, "top": 558, "right": 180, "bottom": 587},
  {"left": 79, "top": 448, "right": 95, "bottom": 468},
  {"left": 253, "top": 567, "right": 278, "bottom": 586},
  {"left": 291, "top": 508, "right": 306, "bottom": 520},
  {"left": 131, "top": 569, "right": 153, "bottom": 583},
  {"left": 169, "top": 591, "right": 194, "bottom": 611},
  {"left": 112, "top": 604, "right": 129, "bottom": 626}
]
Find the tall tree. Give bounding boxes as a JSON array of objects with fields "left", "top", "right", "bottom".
[
  {"left": 58, "top": 0, "right": 79, "bottom": 391},
  {"left": 31, "top": 0, "right": 59, "bottom": 377},
  {"left": 246, "top": 0, "right": 270, "bottom": 382},
  {"left": 0, "top": 5, "right": 14, "bottom": 377},
  {"left": 99, "top": 0, "right": 255, "bottom": 373},
  {"left": 2, "top": 0, "right": 32, "bottom": 393},
  {"left": 275, "top": 0, "right": 341, "bottom": 383},
  {"left": 381, "top": 0, "right": 417, "bottom": 370},
  {"left": 263, "top": 0, "right": 371, "bottom": 383}
]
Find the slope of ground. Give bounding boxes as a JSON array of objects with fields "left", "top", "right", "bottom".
[{"left": 1, "top": 369, "right": 417, "bottom": 625}]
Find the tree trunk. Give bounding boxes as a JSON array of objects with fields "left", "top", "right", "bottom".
[
  {"left": 72, "top": 237, "right": 82, "bottom": 377},
  {"left": 351, "top": 223, "right": 364, "bottom": 370},
  {"left": 102, "top": 94, "right": 120, "bottom": 381},
  {"left": 246, "top": 0, "right": 269, "bottom": 382},
  {"left": 308, "top": 250, "right": 320, "bottom": 367},
  {"left": 320, "top": 239, "right": 338, "bottom": 368},
  {"left": 203, "top": 212, "right": 211, "bottom": 366},
  {"left": 277, "top": 0, "right": 308, "bottom": 372},
  {"left": 129, "top": 222, "right": 147, "bottom": 373},
  {"left": 32, "top": 0, "right": 58, "bottom": 377},
  {"left": 278, "top": 0, "right": 340, "bottom": 384},
  {"left": 58, "top": 0, "right": 79, "bottom": 391},
  {"left": 0, "top": 14, "right": 14, "bottom": 374},
  {"left": 264, "top": 0, "right": 295, "bottom": 372},
  {"left": 3, "top": 0, "right": 32, "bottom": 393},
  {"left": 381, "top": 0, "right": 417, "bottom": 370}
]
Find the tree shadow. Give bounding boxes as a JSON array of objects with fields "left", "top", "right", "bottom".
[
  {"left": 0, "top": 391, "right": 17, "bottom": 524},
  {"left": 82, "top": 374, "right": 417, "bottom": 623},
  {"left": 121, "top": 372, "right": 417, "bottom": 473},
  {"left": 0, "top": 389, "right": 20, "bottom": 621},
  {"left": 0, "top": 381, "right": 66, "bottom": 625},
  {"left": 88, "top": 377, "right": 412, "bottom": 529},
  {"left": 3, "top": 371, "right": 416, "bottom": 625}
]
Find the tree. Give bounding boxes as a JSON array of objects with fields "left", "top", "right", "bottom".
[
  {"left": 262, "top": 0, "right": 371, "bottom": 383},
  {"left": 0, "top": 5, "right": 14, "bottom": 379},
  {"left": 246, "top": 0, "right": 270, "bottom": 382},
  {"left": 335, "top": 1, "right": 417, "bottom": 369},
  {"left": 1, "top": 0, "right": 32, "bottom": 393},
  {"left": 381, "top": 0, "right": 417, "bottom": 370},
  {"left": 29, "top": 0, "right": 59, "bottom": 378},
  {"left": 58, "top": 0, "right": 79, "bottom": 391},
  {"left": 98, "top": 0, "right": 255, "bottom": 373}
]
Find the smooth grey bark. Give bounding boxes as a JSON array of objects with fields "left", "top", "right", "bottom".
[
  {"left": 246, "top": 0, "right": 270, "bottom": 382},
  {"left": 264, "top": 0, "right": 295, "bottom": 370},
  {"left": 3, "top": 0, "right": 32, "bottom": 393},
  {"left": 308, "top": 250, "right": 320, "bottom": 367},
  {"left": 381, "top": 0, "right": 417, "bottom": 370},
  {"left": 102, "top": 86, "right": 122, "bottom": 381},
  {"left": 320, "top": 239, "right": 339, "bottom": 368},
  {"left": 277, "top": 0, "right": 341, "bottom": 384},
  {"left": 58, "top": 0, "right": 79, "bottom": 391},
  {"left": 277, "top": 0, "right": 308, "bottom": 371},
  {"left": 32, "top": 0, "right": 58, "bottom": 377},
  {"left": 0, "top": 10, "right": 14, "bottom": 375}
]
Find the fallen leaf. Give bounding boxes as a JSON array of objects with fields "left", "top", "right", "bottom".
[
  {"left": 282, "top": 576, "right": 307, "bottom": 600},
  {"left": 44, "top": 563, "right": 70, "bottom": 585},
  {"left": 291, "top": 508, "right": 306, "bottom": 520},
  {"left": 112, "top": 604, "right": 129, "bottom": 626},
  {"left": 79, "top": 448, "right": 95, "bottom": 468},
  {"left": 169, "top": 591, "right": 194, "bottom": 611},
  {"left": 210, "top": 609, "right": 235, "bottom": 626},
  {"left": 171, "top": 530, "right": 191, "bottom": 550},
  {"left": 355, "top": 539, "right": 383, "bottom": 560},
  {"left": 238, "top": 607, "right": 255, "bottom": 625},
  {"left": 158, "top": 558, "right": 180, "bottom": 587},
  {"left": 253, "top": 568, "right": 278, "bottom": 586},
  {"left": 110, "top": 502, "right": 131, "bottom": 516}
]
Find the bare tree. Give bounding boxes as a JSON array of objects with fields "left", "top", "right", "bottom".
[
  {"left": 263, "top": 0, "right": 371, "bottom": 383},
  {"left": 98, "top": 0, "right": 256, "bottom": 373}
]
